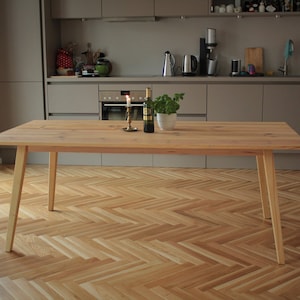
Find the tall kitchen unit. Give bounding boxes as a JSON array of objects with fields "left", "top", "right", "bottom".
[{"left": 0, "top": 0, "right": 45, "bottom": 163}]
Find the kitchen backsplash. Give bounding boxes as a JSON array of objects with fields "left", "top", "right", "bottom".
[{"left": 59, "top": 16, "right": 300, "bottom": 76}]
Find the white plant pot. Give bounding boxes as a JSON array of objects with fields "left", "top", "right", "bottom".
[{"left": 156, "top": 113, "right": 177, "bottom": 130}]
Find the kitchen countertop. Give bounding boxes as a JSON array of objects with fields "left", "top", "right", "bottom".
[{"left": 47, "top": 75, "right": 300, "bottom": 84}]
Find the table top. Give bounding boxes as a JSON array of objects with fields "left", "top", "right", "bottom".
[{"left": 0, "top": 120, "right": 300, "bottom": 155}]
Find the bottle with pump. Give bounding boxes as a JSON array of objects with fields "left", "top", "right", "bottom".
[{"left": 143, "top": 87, "right": 154, "bottom": 133}]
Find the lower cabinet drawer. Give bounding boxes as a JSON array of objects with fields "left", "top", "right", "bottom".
[
  {"left": 47, "top": 84, "right": 99, "bottom": 114},
  {"left": 48, "top": 114, "right": 99, "bottom": 120}
]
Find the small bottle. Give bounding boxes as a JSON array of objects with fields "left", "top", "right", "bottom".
[
  {"left": 259, "top": 1, "right": 265, "bottom": 12},
  {"left": 143, "top": 87, "right": 154, "bottom": 133}
]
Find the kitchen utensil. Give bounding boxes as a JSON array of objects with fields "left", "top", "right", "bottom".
[
  {"left": 162, "top": 51, "right": 176, "bottom": 76},
  {"left": 231, "top": 59, "right": 241, "bottom": 76},
  {"left": 278, "top": 39, "right": 294, "bottom": 76},
  {"left": 284, "top": 39, "right": 294, "bottom": 60},
  {"left": 245, "top": 47, "right": 264, "bottom": 73},
  {"left": 207, "top": 58, "right": 218, "bottom": 76},
  {"left": 182, "top": 55, "right": 198, "bottom": 76},
  {"left": 95, "top": 58, "right": 112, "bottom": 77}
]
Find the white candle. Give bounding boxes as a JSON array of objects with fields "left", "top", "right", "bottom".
[{"left": 126, "top": 95, "right": 131, "bottom": 107}]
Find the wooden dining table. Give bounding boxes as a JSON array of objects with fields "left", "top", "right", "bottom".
[{"left": 1, "top": 120, "right": 300, "bottom": 264}]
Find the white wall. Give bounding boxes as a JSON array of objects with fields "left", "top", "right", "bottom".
[{"left": 60, "top": 16, "right": 300, "bottom": 76}]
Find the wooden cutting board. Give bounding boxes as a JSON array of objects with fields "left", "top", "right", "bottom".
[{"left": 245, "top": 48, "right": 264, "bottom": 73}]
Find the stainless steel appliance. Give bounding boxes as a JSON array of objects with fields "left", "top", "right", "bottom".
[
  {"left": 99, "top": 86, "right": 146, "bottom": 120},
  {"left": 199, "top": 28, "right": 218, "bottom": 76},
  {"left": 182, "top": 55, "right": 198, "bottom": 76},
  {"left": 162, "top": 51, "right": 176, "bottom": 76},
  {"left": 231, "top": 59, "right": 241, "bottom": 76}
]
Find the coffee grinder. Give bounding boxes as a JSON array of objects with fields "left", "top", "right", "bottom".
[{"left": 199, "top": 28, "right": 218, "bottom": 76}]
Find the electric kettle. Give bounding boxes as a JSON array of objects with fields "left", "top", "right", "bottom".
[
  {"left": 162, "top": 51, "right": 176, "bottom": 76},
  {"left": 182, "top": 55, "right": 198, "bottom": 76}
]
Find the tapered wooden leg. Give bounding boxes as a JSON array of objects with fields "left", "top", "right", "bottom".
[
  {"left": 48, "top": 152, "right": 58, "bottom": 211},
  {"left": 262, "top": 150, "right": 285, "bottom": 264},
  {"left": 5, "top": 146, "right": 28, "bottom": 252},
  {"left": 256, "top": 155, "right": 271, "bottom": 219}
]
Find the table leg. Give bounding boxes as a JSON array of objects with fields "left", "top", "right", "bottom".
[
  {"left": 5, "top": 146, "right": 28, "bottom": 252},
  {"left": 256, "top": 155, "right": 271, "bottom": 219},
  {"left": 48, "top": 152, "right": 58, "bottom": 211},
  {"left": 262, "top": 150, "right": 285, "bottom": 264}
]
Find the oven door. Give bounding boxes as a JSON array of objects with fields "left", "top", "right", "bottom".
[{"left": 101, "top": 102, "right": 144, "bottom": 120}]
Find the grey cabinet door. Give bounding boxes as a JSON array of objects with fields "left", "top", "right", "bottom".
[
  {"left": 263, "top": 84, "right": 300, "bottom": 134},
  {"left": 51, "top": 0, "right": 102, "bottom": 19},
  {"left": 0, "top": 82, "right": 44, "bottom": 132},
  {"left": 263, "top": 84, "right": 300, "bottom": 169},
  {"left": 207, "top": 84, "right": 263, "bottom": 121},
  {"left": 155, "top": 0, "right": 209, "bottom": 17},
  {"left": 0, "top": 0, "right": 44, "bottom": 134},
  {"left": 153, "top": 84, "right": 207, "bottom": 115},
  {"left": 102, "top": 0, "right": 154, "bottom": 17},
  {"left": 0, "top": 0, "right": 43, "bottom": 82},
  {"left": 152, "top": 83, "right": 206, "bottom": 168},
  {"left": 207, "top": 84, "right": 263, "bottom": 168}
]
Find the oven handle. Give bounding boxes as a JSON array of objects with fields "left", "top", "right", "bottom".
[{"left": 103, "top": 103, "right": 144, "bottom": 107}]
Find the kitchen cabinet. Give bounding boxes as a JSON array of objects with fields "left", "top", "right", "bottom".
[
  {"left": 0, "top": 0, "right": 43, "bottom": 82},
  {"left": 51, "top": 0, "right": 102, "bottom": 19},
  {"left": 152, "top": 83, "right": 206, "bottom": 168},
  {"left": 263, "top": 84, "right": 300, "bottom": 134},
  {"left": 207, "top": 84, "right": 263, "bottom": 122},
  {"left": 0, "top": 0, "right": 45, "bottom": 165},
  {"left": 207, "top": 84, "right": 263, "bottom": 168},
  {"left": 155, "top": 0, "right": 209, "bottom": 17},
  {"left": 209, "top": 0, "right": 300, "bottom": 16},
  {"left": 102, "top": 0, "right": 154, "bottom": 18},
  {"left": 263, "top": 84, "right": 300, "bottom": 169},
  {"left": 46, "top": 83, "right": 101, "bottom": 165},
  {"left": 152, "top": 83, "right": 207, "bottom": 117},
  {"left": 0, "top": 83, "right": 44, "bottom": 130},
  {"left": 47, "top": 83, "right": 99, "bottom": 116}
]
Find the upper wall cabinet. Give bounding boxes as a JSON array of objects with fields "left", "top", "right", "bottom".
[
  {"left": 209, "top": 0, "right": 300, "bottom": 16},
  {"left": 102, "top": 0, "right": 154, "bottom": 18},
  {"left": 51, "top": 0, "right": 102, "bottom": 19},
  {"left": 155, "top": 0, "right": 209, "bottom": 17}
]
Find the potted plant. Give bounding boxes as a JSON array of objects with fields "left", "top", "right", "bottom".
[{"left": 152, "top": 93, "right": 184, "bottom": 130}]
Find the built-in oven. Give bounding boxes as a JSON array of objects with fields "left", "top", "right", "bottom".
[{"left": 99, "top": 85, "right": 147, "bottom": 120}]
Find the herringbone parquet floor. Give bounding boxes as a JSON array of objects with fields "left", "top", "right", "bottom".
[{"left": 0, "top": 165, "right": 299, "bottom": 300}]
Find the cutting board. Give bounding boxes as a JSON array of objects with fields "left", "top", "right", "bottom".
[{"left": 245, "top": 48, "right": 264, "bottom": 73}]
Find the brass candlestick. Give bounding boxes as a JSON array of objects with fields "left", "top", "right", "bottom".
[{"left": 123, "top": 106, "right": 138, "bottom": 132}]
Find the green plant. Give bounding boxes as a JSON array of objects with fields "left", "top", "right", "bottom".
[{"left": 152, "top": 93, "right": 184, "bottom": 115}]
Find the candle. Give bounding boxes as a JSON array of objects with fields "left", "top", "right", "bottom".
[{"left": 126, "top": 95, "right": 131, "bottom": 107}]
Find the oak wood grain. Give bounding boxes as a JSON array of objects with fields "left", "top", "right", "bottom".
[
  {"left": 0, "top": 120, "right": 299, "bottom": 154},
  {"left": 1, "top": 166, "right": 299, "bottom": 299}
]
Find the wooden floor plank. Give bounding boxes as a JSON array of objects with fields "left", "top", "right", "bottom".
[{"left": 0, "top": 165, "right": 300, "bottom": 299}]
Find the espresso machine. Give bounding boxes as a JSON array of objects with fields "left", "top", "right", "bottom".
[{"left": 199, "top": 28, "right": 218, "bottom": 76}]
